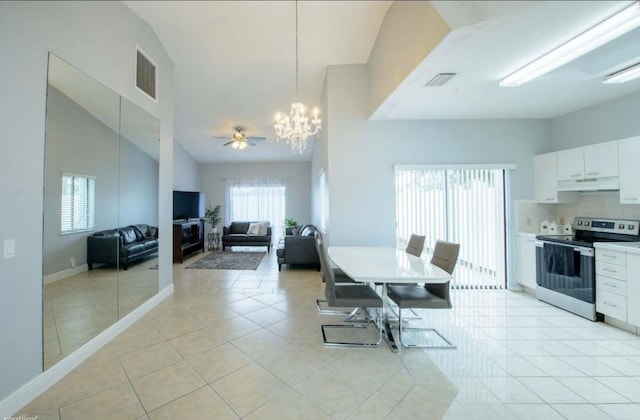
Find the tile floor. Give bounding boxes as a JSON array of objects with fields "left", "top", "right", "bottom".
[{"left": 17, "top": 249, "right": 640, "bottom": 419}]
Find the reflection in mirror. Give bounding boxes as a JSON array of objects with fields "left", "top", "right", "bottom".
[
  {"left": 118, "top": 98, "right": 159, "bottom": 318},
  {"left": 42, "top": 54, "right": 160, "bottom": 370}
]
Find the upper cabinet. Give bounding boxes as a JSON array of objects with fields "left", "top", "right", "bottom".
[
  {"left": 534, "top": 152, "right": 559, "bottom": 203},
  {"left": 619, "top": 136, "right": 640, "bottom": 204},
  {"left": 556, "top": 148, "right": 585, "bottom": 181},
  {"left": 556, "top": 141, "right": 618, "bottom": 182},
  {"left": 584, "top": 141, "right": 619, "bottom": 179}
]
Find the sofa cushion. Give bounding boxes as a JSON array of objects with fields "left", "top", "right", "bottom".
[
  {"left": 119, "top": 227, "right": 138, "bottom": 245},
  {"left": 229, "top": 222, "right": 250, "bottom": 234},
  {"left": 223, "top": 234, "right": 248, "bottom": 242},
  {"left": 121, "top": 243, "right": 146, "bottom": 257},
  {"left": 133, "top": 224, "right": 151, "bottom": 239},
  {"left": 140, "top": 239, "right": 158, "bottom": 251},
  {"left": 300, "top": 225, "right": 316, "bottom": 236}
]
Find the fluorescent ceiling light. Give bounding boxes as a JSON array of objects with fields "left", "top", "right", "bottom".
[
  {"left": 604, "top": 62, "right": 640, "bottom": 83},
  {"left": 500, "top": 1, "right": 640, "bottom": 87},
  {"left": 425, "top": 73, "right": 457, "bottom": 87}
]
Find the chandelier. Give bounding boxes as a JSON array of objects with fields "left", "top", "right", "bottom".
[{"left": 274, "top": 0, "right": 321, "bottom": 154}]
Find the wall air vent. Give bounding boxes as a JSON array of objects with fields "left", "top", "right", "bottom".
[
  {"left": 425, "top": 73, "right": 457, "bottom": 87},
  {"left": 136, "top": 49, "right": 156, "bottom": 100}
]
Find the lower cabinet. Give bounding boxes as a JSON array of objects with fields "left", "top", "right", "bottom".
[
  {"left": 627, "top": 253, "right": 640, "bottom": 326},
  {"left": 595, "top": 245, "right": 640, "bottom": 327},
  {"left": 517, "top": 233, "right": 537, "bottom": 290}
]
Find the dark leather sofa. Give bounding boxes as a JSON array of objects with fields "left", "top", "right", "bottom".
[
  {"left": 222, "top": 221, "right": 272, "bottom": 252},
  {"left": 87, "top": 224, "right": 158, "bottom": 270},
  {"left": 276, "top": 224, "right": 320, "bottom": 271}
]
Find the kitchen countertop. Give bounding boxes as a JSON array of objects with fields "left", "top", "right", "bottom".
[{"left": 594, "top": 241, "right": 640, "bottom": 255}]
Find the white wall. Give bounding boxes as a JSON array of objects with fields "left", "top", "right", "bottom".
[
  {"left": 199, "top": 162, "right": 312, "bottom": 228},
  {"left": 311, "top": 73, "right": 330, "bottom": 233},
  {"left": 322, "top": 64, "right": 551, "bottom": 288},
  {"left": 173, "top": 139, "right": 200, "bottom": 191},
  {"left": 0, "top": 1, "right": 173, "bottom": 402},
  {"left": 551, "top": 90, "right": 640, "bottom": 150}
]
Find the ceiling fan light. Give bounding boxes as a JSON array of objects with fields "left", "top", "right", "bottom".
[
  {"left": 231, "top": 141, "right": 239, "bottom": 149},
  {"left": 238, "top": 141, "right": 247, "bottom": 150},
  {"left": 500, "top": 1, "right": 640, "bottom": 87},
  {"left": 604, "top": 62, "right": 640, "bottom": 83}
]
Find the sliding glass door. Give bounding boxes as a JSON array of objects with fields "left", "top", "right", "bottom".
[{"left": 395, "top": 167, "right": 506, "bottom": 288}]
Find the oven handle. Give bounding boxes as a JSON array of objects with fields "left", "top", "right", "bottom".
[{"left": 535, "top": 240, "right": 594, "bottom": 257}]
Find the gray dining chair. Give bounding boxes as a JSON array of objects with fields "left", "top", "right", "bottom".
[
  {"left": 405, "top": 234, "right": 426, "bottom": 257},
  {"left": 387, "top": 240, "right": 460, "bottom": 348},
  {"left": 316, "top": 234, "right": 383, "bottom": 347}
]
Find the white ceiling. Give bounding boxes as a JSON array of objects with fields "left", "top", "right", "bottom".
[{"left": 124, "top": 1, "right": 640, "bottom": 163}]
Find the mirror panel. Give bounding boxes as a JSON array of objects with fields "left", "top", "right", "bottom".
[{"left": 118, "top": 98, "right": 160, "bottom": 318}]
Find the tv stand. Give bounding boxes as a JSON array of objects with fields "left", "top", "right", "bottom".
[{"left": 173, "top": 220, "right": 205, "bottom": 263}]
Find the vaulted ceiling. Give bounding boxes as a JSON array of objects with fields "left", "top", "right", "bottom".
[{"left": 124, "top": 1, "right": 640, "bottom": 163}]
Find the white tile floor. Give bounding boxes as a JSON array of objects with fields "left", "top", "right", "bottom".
[{"left": 17, "top": 249, "right": 640, "bottom": 419}]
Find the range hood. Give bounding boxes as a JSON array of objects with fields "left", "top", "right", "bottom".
[{"left": 557, "top": 176, "right": 619, "bottom": 192}]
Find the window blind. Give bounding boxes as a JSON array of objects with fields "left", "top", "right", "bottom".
[{"left": 61, "top": 173, "right": 95, "bottom": 233}]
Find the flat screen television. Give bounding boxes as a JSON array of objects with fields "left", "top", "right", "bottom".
[{"left": 173, "top": 191, "right": 205, "bottom": 220}]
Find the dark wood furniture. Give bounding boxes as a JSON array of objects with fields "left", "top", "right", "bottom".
[{"left": 173, "top": 220, "right": 205, "bottom": 263}]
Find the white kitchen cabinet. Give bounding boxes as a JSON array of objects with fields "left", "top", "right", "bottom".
[
  {"left": 534, "top": 153, "right": 559, "bottom": 203},
  {"left": 517, "top": 233, "right": 537, "bottom": 289},
  {"left": 584, "top": 141, "right": 618, "bottom": 179},
  {"left": 556, "top": 147, "right": 584, "bottom": 181},
  {"left": 596, "top": 248, "right": 627, "bottom": 321},
  {"left": 618, "top": 136, "right": 640, "bottom": 204},
  {"left": 627, "top": 253, "right": 640, "bottom": 325},
  {"left": 534, "top": 153, "right": 576, "bottom": 203}
]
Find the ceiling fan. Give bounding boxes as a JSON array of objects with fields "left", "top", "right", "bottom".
[{"left": 211, "top": 126, "right": 266, "bottom": 150}]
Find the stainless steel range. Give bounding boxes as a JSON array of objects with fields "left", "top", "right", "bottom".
[{"left": 535, "top": 217, "right": 640, "bottom": 321}]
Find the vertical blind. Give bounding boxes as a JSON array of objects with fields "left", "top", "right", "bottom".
[
  {"left": 395, "top": 168, "right": 506, "bottom": 289},
  {"left": 61, "top": 173, "right": 95, "bottom": 233},
  {"left": 226, "top": 178, "right": 286, "bottom": 244}
]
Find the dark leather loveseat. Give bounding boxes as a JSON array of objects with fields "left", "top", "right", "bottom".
[
  {"left": 87, "top": 224, "right": 158, "bottom": 270},
  {"left": 276, "top": 224, "right": 320, "bottom": 271},
  {"left": 222, "top": 221, "right": 272, "bottom": 252}
]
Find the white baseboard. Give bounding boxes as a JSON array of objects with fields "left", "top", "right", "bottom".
[
  {"left": 44, "top": 264, "right": 88, "bottom": 284},
  {"left": 0, "top": 284, "right": 173, "bottom": 418}
]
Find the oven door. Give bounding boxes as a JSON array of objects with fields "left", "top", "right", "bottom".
[{"left": 535, "top": 241, "right": 595, "bottom": 303}]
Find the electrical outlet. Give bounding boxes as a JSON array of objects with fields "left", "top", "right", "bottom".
[
  {"left": 526, "top": 217, "right": 532, "bottom": 226},
  {"left": 70, "top": 256, "right": 77, "bottom": 268},
  {"left": 4, "top": 239, "right": 15, "bottom": 259},
  {"left": 559, "top": 217, "right": 565, "bottom": 225}
]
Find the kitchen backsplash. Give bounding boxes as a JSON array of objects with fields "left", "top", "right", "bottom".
[{"left": 516, "top": 192, "right": 640, "bottom": 233}]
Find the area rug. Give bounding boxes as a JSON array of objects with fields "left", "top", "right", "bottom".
[{"left": 185, "top": 251, "right": 266, "bottom": 270}]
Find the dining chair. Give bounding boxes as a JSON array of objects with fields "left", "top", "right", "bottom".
[
  {"left": 387, "top": 240, "right": 460, "bottom": 348},
  {"left": 316, "top": 234, "right": 383, "bottom": 347},
  {"left": 405, "top": 234, "right": 426, "bottom": 257}
]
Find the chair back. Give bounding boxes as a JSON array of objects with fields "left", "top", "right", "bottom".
[
  {"left": 315, "top": 231, "right": 336, "bottom": 304},
  {"left": 405, "top": 234, "right": 426, "bottom": 257},
  {"left": 430, "top": 240, "right": 460, "bottom": 274},
  {"left": 425, "top": 240, "right": 459, "bottom": 306}
]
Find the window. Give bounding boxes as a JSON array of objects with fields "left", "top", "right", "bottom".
[
  {"left": 226, "top": 178, "right": 286, "bottom": 243},
  {"left": 61, "top": 173, "right": 95, "bottom": 234},
  {"left": 395, "top": 167, "right": 506, "bottom": 289}
]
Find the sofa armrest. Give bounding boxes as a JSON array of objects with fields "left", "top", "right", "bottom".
[
  {"left": 283, "top": 235, "right": 319, "bottom": 264},
  {"left": 87, "top": 235, "right": 122, "bottom": 265}
]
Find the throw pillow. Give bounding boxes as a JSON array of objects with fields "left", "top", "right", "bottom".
[
  {"left": 148, "top": 226, "right": 158, "bottom": 238},
  {"left": 258, "top": 221, "right": 269, "bottom": 236},
  {"left": 247, "top": 222, "right": 261, "bottom": 235}
]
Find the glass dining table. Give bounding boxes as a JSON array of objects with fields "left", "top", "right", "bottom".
[{"left": 328, "top": 246, "right": 452, "bottom": 351}]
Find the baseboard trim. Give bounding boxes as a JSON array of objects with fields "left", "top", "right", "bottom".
[
  {"left": 44, "top": 264, "right": 89, "bottom": 284},
  {"left": 0, "top": 284, "right": 173, "bottom": 418}
]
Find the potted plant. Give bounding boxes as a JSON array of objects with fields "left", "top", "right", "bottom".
[
  {"left": 205, "top": 204, "right": 222, "bottom": 233},
  {"left": 284, "top": 217, "right": 299, "bottom": 235}
]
